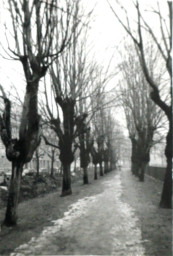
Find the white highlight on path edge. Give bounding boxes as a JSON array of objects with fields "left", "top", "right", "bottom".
[
  {"left": 11, "top": 172, "right": 146, "bottom": 256},
  {"left": 104, "top": 174, "right": 146, "bottom": 256},
  {"left": 11, "top": 196, "right": 97, "bottom": 256}
]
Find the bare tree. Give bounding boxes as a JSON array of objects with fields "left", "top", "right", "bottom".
[
  {"left": 43, "top": 5, "right": 93, "bottom": 195},
  {"left": 0, "top": 0, "right": 79, "bottom": 226},
  {"left": 108, "top": 0, "right": 172, "bottom": 208},
  {"left": 76, "top": 96, "right": 94, "bottom": 184},
  {"left": 90, "top": 84, "right": 120, "bottom": 176},
  {"left": 90, "top": 82, "right": 107, "bottom": 177},
  {"left": 118, "top": 43, "right": 165, "bottom": 181},
  {"left": 103, "top": 112, "right": 123, "bottom": 172}
]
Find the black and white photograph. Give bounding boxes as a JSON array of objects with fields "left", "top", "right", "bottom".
[{"left": 0, "top": 0, "right": 172, "bottom": 255}]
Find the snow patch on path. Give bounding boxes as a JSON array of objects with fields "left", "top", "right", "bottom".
[
  {"left": 104, "top": 174, "right": 146, "bottom": 256},
  {"left": 11, "top": 172, "right": 146, "bottom": 256},
  {"left": 11, "top": 196, "right": 97, "bottom": 256}
]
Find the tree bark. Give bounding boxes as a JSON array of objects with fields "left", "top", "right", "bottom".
[
  {"left": 159, "top": 125, "right": 172, "bottom": 208},
  {"left": 94, "top": 165, "right": 97, "bottom": 180},
  {"left": 104, "top": 161, "right": 108, "bottom": 174},
  {"left": 80, "top": 134, "right": 89, "bottom": 185},
  {"left": 59, "top": 143, "right": 73, "bottom": 196},
  {"left": 3, "top": 162, "right": 23, "bottom": 226},
  {"left": 58, "top": 99, "right": 75, "bottom": 196},
  {"left": 99, "top": 162, "right": 103, "bottom": 176},
  {"left": 1, "top": 81, "right": 41, "bottom": 226},
  {"left": 138, "top": 161, "right": 148, "bottom": 182},
  {"left": 130, "top": 138, "right": 138, "bottom": 176},
  {"left": 61, "top": 163, "right": 72, "bottom": 196},
  {"left": 83, "top": 167, "right": 89, "bottom": 184}
]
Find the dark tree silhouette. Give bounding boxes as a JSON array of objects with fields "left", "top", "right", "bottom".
[
  {"left": 0, "top": 0, "right": 79, "bottom": 226},
  {"left": 108, "top": 0, "right": 172, "bottom": 208}
]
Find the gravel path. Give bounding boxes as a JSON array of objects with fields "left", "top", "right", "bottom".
[
  {"left": 1, "top": 168, "right": 171, "bottom": 256},
  {"left": 11, "top": 172, "right": 146, "bottom": 256},
  {"left": 121, "top": 168, "right": 172, "bottom": 256}
]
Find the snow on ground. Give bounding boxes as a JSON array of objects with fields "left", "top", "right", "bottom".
[
  {"left": 11, "top": 172, "right": 146, "bottom": 256},
  {"left": 108, "top": 176, "right": 146, "bottom": 255},
  {"left": 11, "top": 196, "right": 97, "bottom": 256}
]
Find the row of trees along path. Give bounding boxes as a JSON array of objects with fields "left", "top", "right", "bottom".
[
  {"left": 0, "top": 0, "right": 91, "bottom": 226},
  {"left": 108, "top": 0, "right": 172, "bottom": 208},
  {"left": 119, "top": 43, "right": 165, "bottom": 182},
  {"left": 0, "top": 0, "right": 171, "bottom": 229},
  {"left": 0, "top": 0, "right": 119, "bottom": 226}
]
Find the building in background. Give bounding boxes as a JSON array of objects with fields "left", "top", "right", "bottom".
[{"left": 0, "top": 102, "right": 60, "bottom": 174}]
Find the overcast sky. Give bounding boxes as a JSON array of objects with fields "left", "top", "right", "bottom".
[
  {"left": 0, "top": 0, "right": 167, "bottom": 86},
  {"left": 0, "top": 0, "right": 170, "bottom": 134}
]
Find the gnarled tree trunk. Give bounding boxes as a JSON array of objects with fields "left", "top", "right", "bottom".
[
  {"left": 159, "top": 124, "right": 172, "bottom": 208},
  {"left": 4, "top": 162, "right": 23, "bottom": 226},
  {"left": 50, "top": 149, "right": 55, "bottom": 177},
  {"left": 99, "top": 162, "right": 103, "bottom": 176},
  {"left": 94, "top": 164, "right": 97, "bottom": 180},
  {"left": 59, "top": 135, "right": 73, "bottom": 196},
  {"left": 58, "top": 98, "right": 75, "bottom": 196},
  {"left": 91, "top": 147, "right": 99, "bottom": 180},
  {"left": 130, "top": 138, "right": 139, "bottom": 176},
  {"left": 138, "top": 161, "right": 148, "bottom": 182},
  {"left": 83, "top": 167, "right": 89, "bottom": 184},
  {"left": 61, "top": 163, "right": 72, "bottom": 196},
  {"left": 103, "top": 148, "right": 109, "bottom": 174},
  {"left": 80, "top": 133, "right": 89, "bottom": 185},
  {"left": 104, "top": 161, "right": 108, "bottom": 174},
  {"left": 138, "top": 152, "right": 150, "bottom": 182},
  {"left": 1, "top": 82, "right": 41, "bottom": 226}
]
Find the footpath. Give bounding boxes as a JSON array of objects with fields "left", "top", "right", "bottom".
[
  {"left": 0, "top": 168, "right": 171, "bottom": 256},
  {"left": 121, "top": 169, "right": 171, "bottom": 256}
]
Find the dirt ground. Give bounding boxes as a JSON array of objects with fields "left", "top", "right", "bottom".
[
  {"left": 121, "top": 169, "right": 172, "bottom": 256},
  {"left": 0, "top": 168, "right": 172, "bottom": 256},
  {"left": 0, "top": 170, "right": 83, "bottom": 209}
]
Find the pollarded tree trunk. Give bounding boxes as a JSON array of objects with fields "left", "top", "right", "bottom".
[
  {"left": 138, "top": 161, "right": 148, "bottom": 182},
  {"left": 61, "top": 163, "right": 72, "bottom": 196},
  {"left": 141, "top": 59, "right": 172, "bottom": 208},
  {"left": 103, "top": 148, "right": 109, "bottom": 174},
  {"left": 94, "top": 165, "right": 97, "bottom": 180},
  {"left": 4, "top": 162, "right": 23, "bottom": 226},
  {"left": 130, "top": 138, "right": 139, "bottom": 176},
  {"left": 91, "top": 147, "right": 100, "bottom": 180},
  {"left": 159, "top": 124, "right": 172, "bottom": 208},
  {"left": 83, "top": 167, "right": 89, "bottom": 184},
  {"left": 138, "top": 152, "right": 150, "bottom": 182},
  {"left": 109, "top": 149, "right": 116, "bottom": 171},
  {"left": 131, "top": 161, "right": 138, "bottom": 176},
  {"left": 132, "top": 154, "right": 140, "bottom": 177},
  {"left": 58, "top": 98, "right": 75, "bottom": 196},
  {"left": 104, "top": 161, "right": 108, "bottom": 174},
  {"left": 99, "top": 162, "right": 103, "bottom": 176},
  {"left": 59, "top": 137, "right": 73, "bottom": 196},
  {"left": 79, "top": 134, "right": 89, "bottom": 185},
  {"left": 1, "top": 82, "right": 41, "bottom": 226}
]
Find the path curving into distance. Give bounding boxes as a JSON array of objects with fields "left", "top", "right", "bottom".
[{"left": 11, "top": 172, "right": 146, "bottom": 256}]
